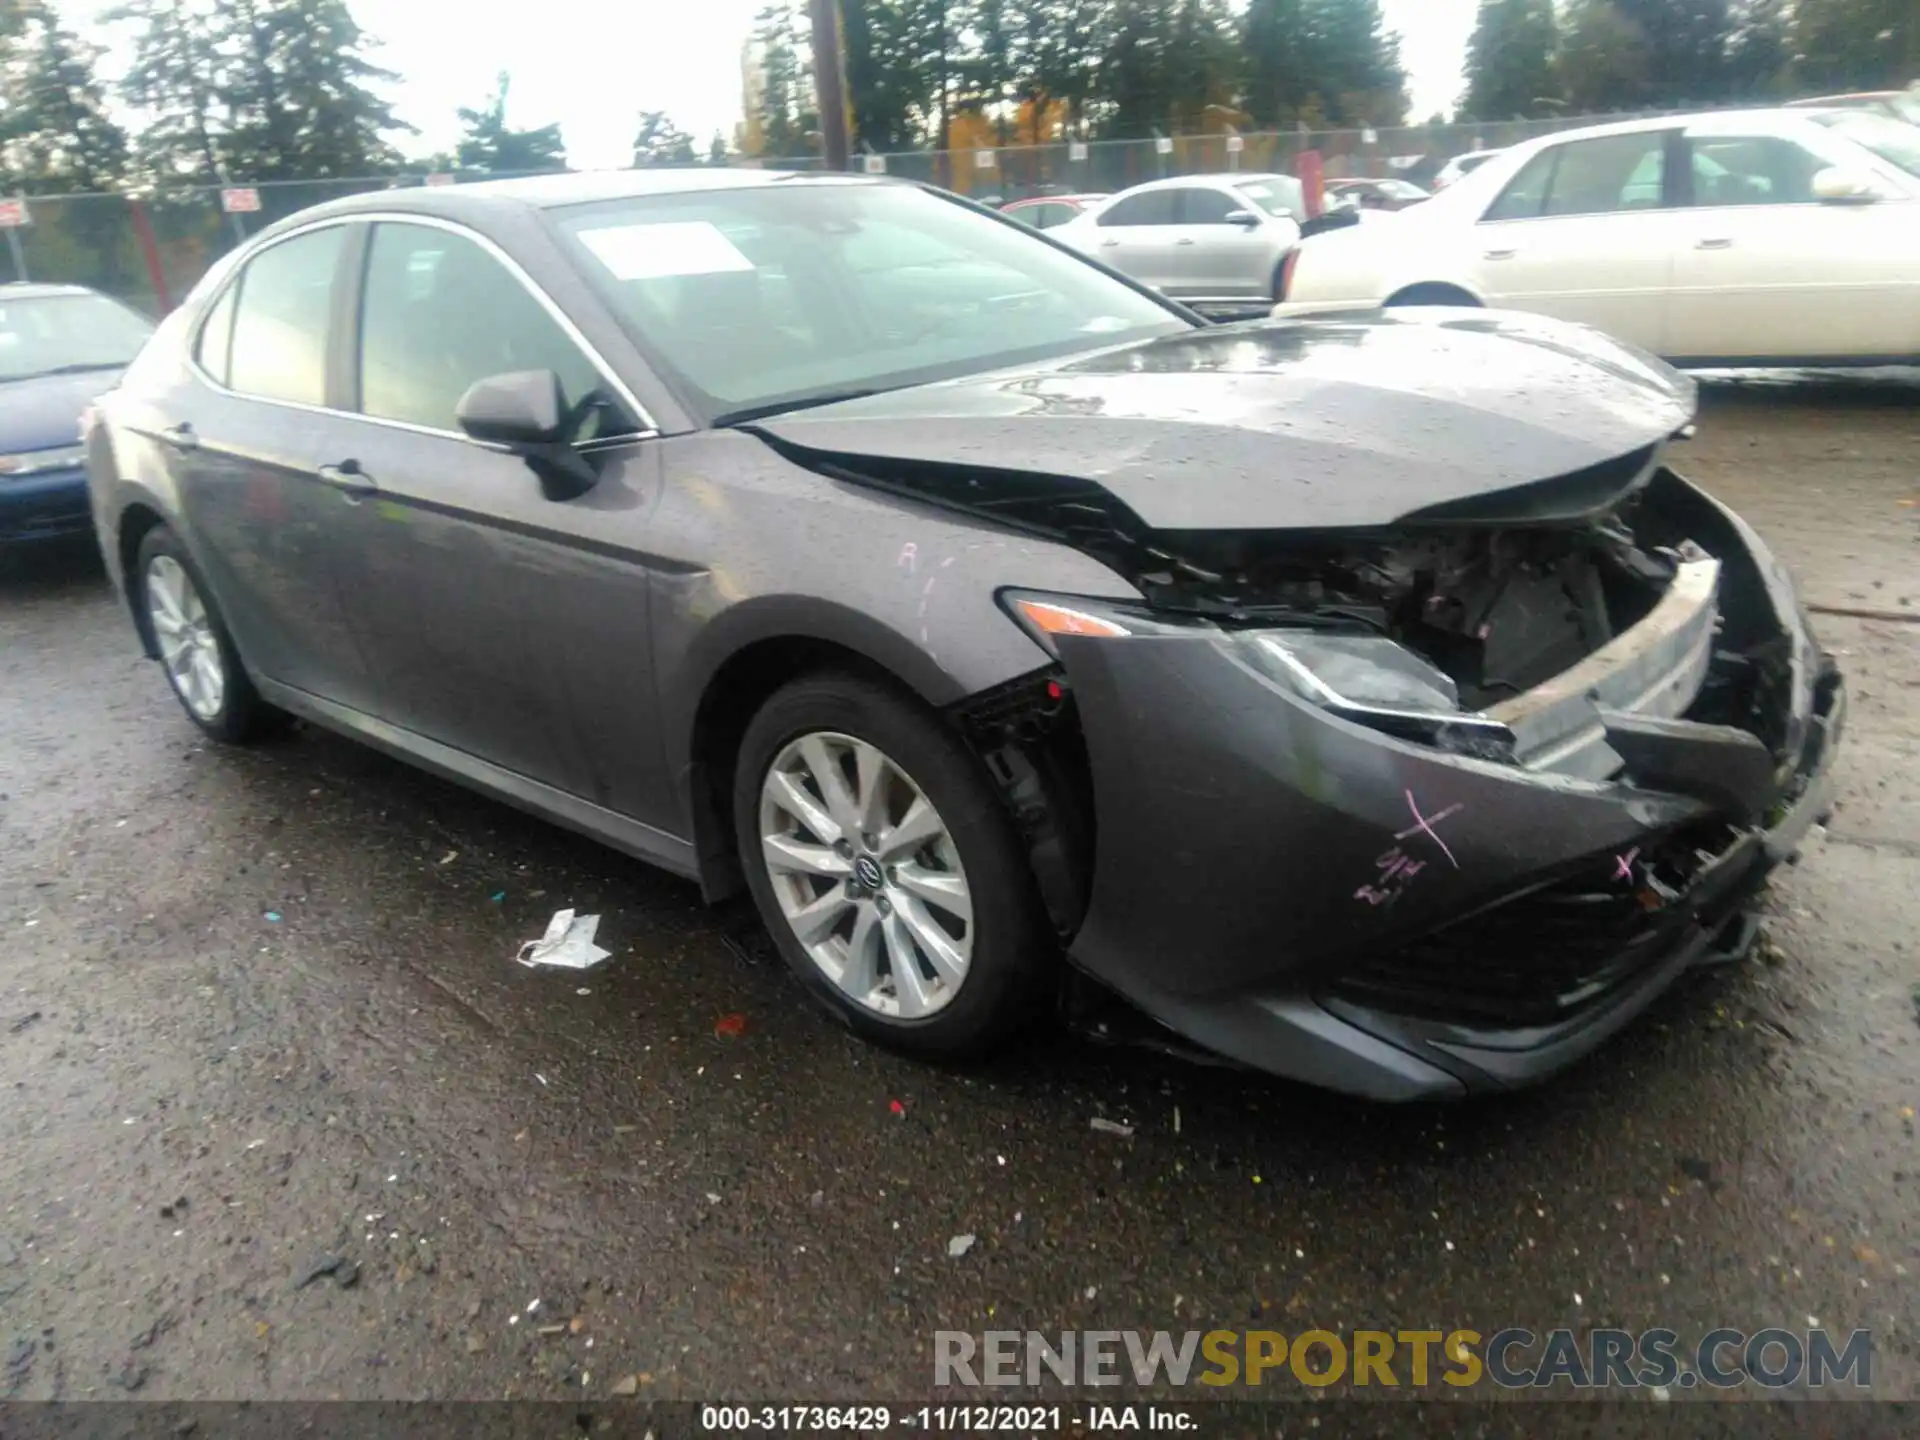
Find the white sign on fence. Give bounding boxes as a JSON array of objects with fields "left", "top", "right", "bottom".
[
  {"left": 0, "top": 197, "right": 29, "bottom": 229},
  {"left": 1068, "top": 140, "right": 1088, "bottom": 162},
  {"left": 974, "top": 149, "right": 996, "bottom": 169},
  {"left": 862, "top": 153, "right": 887, "bottom": 174},
  {"left": 1225, "top": 134, "right": 1244, "bottom": 155},
  {"left": 424, "top": 172, "right": 457, "bottom": 188},
  {"left": 1361, "top": 127, "right": 1379, "bottom": 145},
  {"left": 1154, "top": 136, "right": 1174, "bottom": 155},
  {"left": 221, "top": 187, "right": 262, "bottom": 214}
]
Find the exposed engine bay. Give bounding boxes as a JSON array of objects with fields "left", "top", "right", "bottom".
[{"left": 796, "top": 443, "right": 1799, "bottom": 758}]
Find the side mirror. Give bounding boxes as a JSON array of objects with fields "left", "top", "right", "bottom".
[
  {"left": 455, "top": 369, "right": 599, "bottom": 501},
  {"left": 1222, "top": 208, "right": 1262, "bottom": 229},
  {"left": 1812, "top": 166, "right": 1881, "bottom": 204}
]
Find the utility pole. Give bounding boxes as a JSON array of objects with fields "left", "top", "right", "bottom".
[{"left": 808, "top": 0, "right": 852, "bottom": 170}]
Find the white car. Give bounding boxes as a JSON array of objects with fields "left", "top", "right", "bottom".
[
  {"left": 1274, "top": 108, "right": 1920, "bottom": 366},
  {"left": 1052, "top": 172, "right": 1305, "bottom": 302}
]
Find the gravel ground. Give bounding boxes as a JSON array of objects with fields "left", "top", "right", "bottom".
[{"left": 0, "top": 372, "right": 1915, "bottom": 1410}]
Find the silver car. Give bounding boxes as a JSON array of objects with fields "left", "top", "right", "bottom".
[{"left": 1052, "top": 172, "right": 1304, "bottom": 301}]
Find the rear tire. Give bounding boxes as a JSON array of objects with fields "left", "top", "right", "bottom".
[
  {"left": 135, "top": 524, "right": 280, "bottom": 743},
  {"left": 1385, "top": 283, "right": 1482, "bottom": 309},
  {"left": 734, "top": 672, "right": 1052, "bottom": 1059}
]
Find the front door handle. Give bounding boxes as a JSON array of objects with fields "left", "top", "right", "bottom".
[
  {"left": 317, "top": 459, "right": 377, "bottom": 501},
  {"left": 1099, "top": 238, "right": 1121, "bottom": 247},
  {"left": 1482, "top": 248, "right": 1518, "bottom": 261},
  {"left": 159, "top": 423, "right": 199, "bottom": 452},
  {"left": 1695, "top": 237, "right": 1735, "bottom": 250},
  {"left": 1176, "top": 237, "right": 1196, "bottom": 245}
]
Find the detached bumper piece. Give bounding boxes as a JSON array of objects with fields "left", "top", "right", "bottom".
[{"left": 1326, "top": 665, "right": 1841, "bottom": 1089}]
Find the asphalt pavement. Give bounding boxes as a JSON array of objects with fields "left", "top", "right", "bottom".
[{"left": 0, "top": 373, "right": 1915, "bottom": 1412}]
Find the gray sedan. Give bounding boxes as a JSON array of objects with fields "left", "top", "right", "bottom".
[
  {"left": 87, "top": 169, "right": 1842, "bottom": 1099},
  {"left": 1050, "top": 172, "right": 1305, "bottom": 300}
]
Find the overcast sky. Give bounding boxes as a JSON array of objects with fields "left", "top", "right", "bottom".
[{"left": 67, "top": 0, "right": 1477, "bottom": 171}]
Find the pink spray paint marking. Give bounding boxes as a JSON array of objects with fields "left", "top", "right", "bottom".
[
  {"left": 1355, "top": 791, "right": 1464, "bottom": 908},
  {"left": 1614, "top": 847, "right": 1640, "bottom": 882},
  {"left": 1395, "top": 790, "right": 1464, "bottom": 870}
]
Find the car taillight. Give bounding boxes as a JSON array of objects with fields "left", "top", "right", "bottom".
[{"left": 1277, "top": 248, "right": 1301, "bottom": 302}]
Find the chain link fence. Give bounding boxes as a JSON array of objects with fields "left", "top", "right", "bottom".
[{"left": 4, "top": 113, "right": 1667, "bottom": 315}]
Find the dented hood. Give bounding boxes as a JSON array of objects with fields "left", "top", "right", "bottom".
[{"left": 752, "top": 311, "right": 1696, "bottom": 530}]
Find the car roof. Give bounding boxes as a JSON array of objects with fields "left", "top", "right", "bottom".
[
  {"left": 274, "top": 166, "right": 887, "bottom": 230},
  {"left": 1108, "top": 172, "right": 1293, "bottom": 196},
  {"left": 1505, "top": 107, "right": 1831, "bottom": 152},
  {"left": 0, "top": 281, "right": 100, "bottom": 300}
]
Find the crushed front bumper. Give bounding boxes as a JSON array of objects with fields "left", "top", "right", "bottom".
[{"left": 1054, "top": 476, "right": 1844, "bottom": 1100}]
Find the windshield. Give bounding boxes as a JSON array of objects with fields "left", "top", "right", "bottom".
[
  {"left": 552, "top": 181, "right": 1189, "bottom": 424},
  {"left": 1814, "top": 109, "right": 1920, "bottom": 178},
  {"left": 1234, "top": 176, "right": 1305, "bottom": 217},
  {"left": 0, "top": 292, "right": 154, "bottom": 383}
]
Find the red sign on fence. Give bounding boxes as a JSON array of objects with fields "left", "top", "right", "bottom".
[
  {"left": 0, "top": 197, "right": 29, "bottom": 229},
  {"left": 220, "top": 187, "right": 262, "bottom": 214}
]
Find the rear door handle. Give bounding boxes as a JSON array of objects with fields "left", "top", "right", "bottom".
[
  {"left": 317, "top": 459, "right": 377, "bottom": 501},
  {"left": 159, "top": 423, "right": 199, "bottom": 452},
  {"left": 1176, "top": 237, "right": 1196, "bottom": 246},
  {"left": 1695, "top": 237, "right": 1735, "bottom": 250},
  {"left": 1099, "top": 238, "right": 1121, "bottom": 247},
  {"left": 1482, "top": 248, "right": 1518, "bottom": 261}
]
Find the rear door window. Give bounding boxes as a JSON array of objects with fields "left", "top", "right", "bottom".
[
  {"left": 226, "top": 226, "right": 345, "bottom": 406},
  {"left": 1484, "top": 133, "right": 1672, "bottom": 221}
]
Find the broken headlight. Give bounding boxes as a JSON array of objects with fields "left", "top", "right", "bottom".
[
  {"left": 1235, "top": 631, "right": 1516, "bottom": 757},
  {"left": 1001, "top": 590, "right": 1515, "bottom": 760}
]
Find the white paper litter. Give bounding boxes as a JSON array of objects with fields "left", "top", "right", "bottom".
[
  {"left": 947, "top": 1234, "right": 976, "bottom": 1258},
  {"left": 516, "top": 909, "right": 612, "bottom": 971},
  {"left": 1089, "top": 1117, "right": 1135, "bottom": 1138}
]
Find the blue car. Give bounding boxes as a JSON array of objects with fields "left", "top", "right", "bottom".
[{"left": 2, "top": 282, "right": 155, "bottom": 548}]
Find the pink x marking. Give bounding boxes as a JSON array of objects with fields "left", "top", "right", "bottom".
[
  {"left": 1395, "top": 790, "right": 1463, "bottom": 870},
  {"left": 1614, "top": 847, "right": 1640, "bottom": 882}
]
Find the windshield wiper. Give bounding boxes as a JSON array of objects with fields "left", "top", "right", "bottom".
[{"left": 711, "top": 389, "right": 882, "bottom": 428}]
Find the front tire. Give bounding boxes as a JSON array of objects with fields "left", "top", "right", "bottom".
[
  {"left": 734, "top": 673, "right": 1051, "bottom": 1058},
  {"left": 136, "top": 524, "right": 279, "bottom": 743}
]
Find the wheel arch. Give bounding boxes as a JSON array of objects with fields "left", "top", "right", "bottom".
[
  {"left": 1383, "top": 279, "right": 1487, "bottom": 308},
  {"left": 117, "top": 500, "right": 171, "bottom": 659},
  {"left": 675, "top": 600, "right": 973, "bottom": 903}
]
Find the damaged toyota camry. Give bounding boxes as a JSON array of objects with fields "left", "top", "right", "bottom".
[{"left": 86, "top": 169, "right": 1843, "bottom": 1099}]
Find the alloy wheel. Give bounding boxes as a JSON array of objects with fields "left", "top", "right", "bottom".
[
  {"left": 145, "top": 554, "right": 226, "bottom": 721},
  {"left": 757, "top": 730, "right": 974, "bottom": 1019}
]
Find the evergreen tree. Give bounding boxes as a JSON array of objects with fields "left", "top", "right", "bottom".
[
  {"left": 747, "top": 1, "right": 817, "bottom": 157},
  {"left": 455, "top": 73, "right": 567, "bottom": 174},
  {"left": 104, "top": 0, "right": 227, "bottom": 181},
  {"left": 1606, "top": 0, "right": 1736, "bottom": 107},
  {"left": 632, "top": 110, "right": 697, "bottom": 166},
  {"left": 1795, "top": 0, "right": 1918, "bottom": 92},
  {"left": 1244, "top": 0, "right": 1312, "bottom": 127},
  {"left": 217, "top": 0, "right": 410, "bottom": 179},
  {"left": 1725, "top": 0, "right": 1791, "bottom": 98},
  {"left": 1, "top": 6, "right": 128, "bottom": 193},
  {"left": 1462, "top": 0, "right": 1558, "bottom": 120},
  {"left": 1304, "top": 0, "right": 1405, "bottom": 126},
  {"left": 1556, "top": 0, "right": 1651, "bottom": 113}
]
